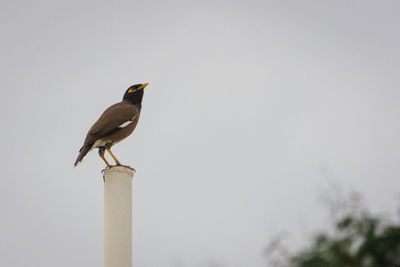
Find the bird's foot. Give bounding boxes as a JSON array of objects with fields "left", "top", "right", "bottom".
[
  {"left": 101, "top": 165, "right": 112, "bottom": 174},
  {"left": 117, "top": 164, "right": 136, "bottom": 172}
]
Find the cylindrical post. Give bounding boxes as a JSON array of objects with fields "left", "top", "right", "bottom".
[{"left": 104, "top": 166, "right": 134, "bottom": 267}]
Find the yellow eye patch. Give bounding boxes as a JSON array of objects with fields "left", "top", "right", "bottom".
[{"left": 128, "top": 88, "right": 137, "bottom": 93}]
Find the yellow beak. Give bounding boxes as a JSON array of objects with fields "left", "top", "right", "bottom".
[{"left": 139, "top": 83, "right": 149, "bottom": 90}]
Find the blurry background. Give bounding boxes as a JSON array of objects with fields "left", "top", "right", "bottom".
[{"left": 0, "top": 1, "right": 399, "bottom": 266}]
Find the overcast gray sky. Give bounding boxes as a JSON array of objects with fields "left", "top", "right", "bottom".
[{"left": 1, "top": 1, "right": 399, "bottom": 266}]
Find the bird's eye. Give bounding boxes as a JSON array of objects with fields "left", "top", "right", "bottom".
[{"left": 128, "top": 88, "right": 136, "bottom": 93}]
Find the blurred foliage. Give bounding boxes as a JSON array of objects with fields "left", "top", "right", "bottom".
[
  {"left": 266, "top": 192, "right": 400, "bottom": 267},
  {"left": 291, "top": 213, "right": 400, "bottom": 267}
]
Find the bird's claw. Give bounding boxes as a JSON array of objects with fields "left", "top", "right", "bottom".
[{"left": 119, "top": 164, "right": 136, "bottom": 172}]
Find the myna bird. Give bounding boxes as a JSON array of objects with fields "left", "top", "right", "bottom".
[{"left": 74, "top": 83, "right": 149, "bottom": 168}]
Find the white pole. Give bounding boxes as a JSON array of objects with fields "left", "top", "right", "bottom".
[{"left": 103, "top": 166, "right": 134, "bottom": 267}]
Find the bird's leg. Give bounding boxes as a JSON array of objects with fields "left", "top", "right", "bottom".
[
  {"left": 106, "top": 148, "right": 121, "bottom": 165},
  {"left": 105, "top": 146, "right": 135, "bottom": 172},
  {"left": 98, "top": 147, "right": 111, "bottom": 167}
]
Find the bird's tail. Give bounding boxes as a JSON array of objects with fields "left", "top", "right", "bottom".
[{"left": 74, "top": 144, "right": 92, "bottom": 167}]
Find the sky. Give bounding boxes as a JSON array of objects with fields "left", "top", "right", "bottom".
[{"left": 0, "top": 0, "right": 399, "bottom": 266}]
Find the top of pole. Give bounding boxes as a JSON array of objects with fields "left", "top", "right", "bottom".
[{"left": 102, "top": 166, "right": 134, "bottom": 182}]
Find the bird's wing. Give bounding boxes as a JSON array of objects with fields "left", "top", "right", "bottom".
[
  {"left": 83, "top": 102, "right": 139, "bottom": 145},
  {"left": 74, "top": 101, "right": 139, "bottom": 166}
]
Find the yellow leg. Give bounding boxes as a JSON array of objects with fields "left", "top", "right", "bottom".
[
  {"left": 98, "top": 147, "right": 111, "bottom": 167},
  {"left": 99, "top": 153, "right": 110, "bottom": 166},
  {"left": 106, "top": 148, "right": 121, "bottom": 165}
]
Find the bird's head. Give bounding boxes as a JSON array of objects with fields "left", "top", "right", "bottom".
[{"left": 123, "top": 83, "right": 149, "bottom": 105}]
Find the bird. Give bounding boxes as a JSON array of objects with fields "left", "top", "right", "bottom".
[{"left": 74, "top": 83, "right": 149, "bottom": 168}]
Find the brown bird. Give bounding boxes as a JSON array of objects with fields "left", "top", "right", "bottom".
[{"left": 74, "top": 83, "right": 149, "bottom": 168}]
